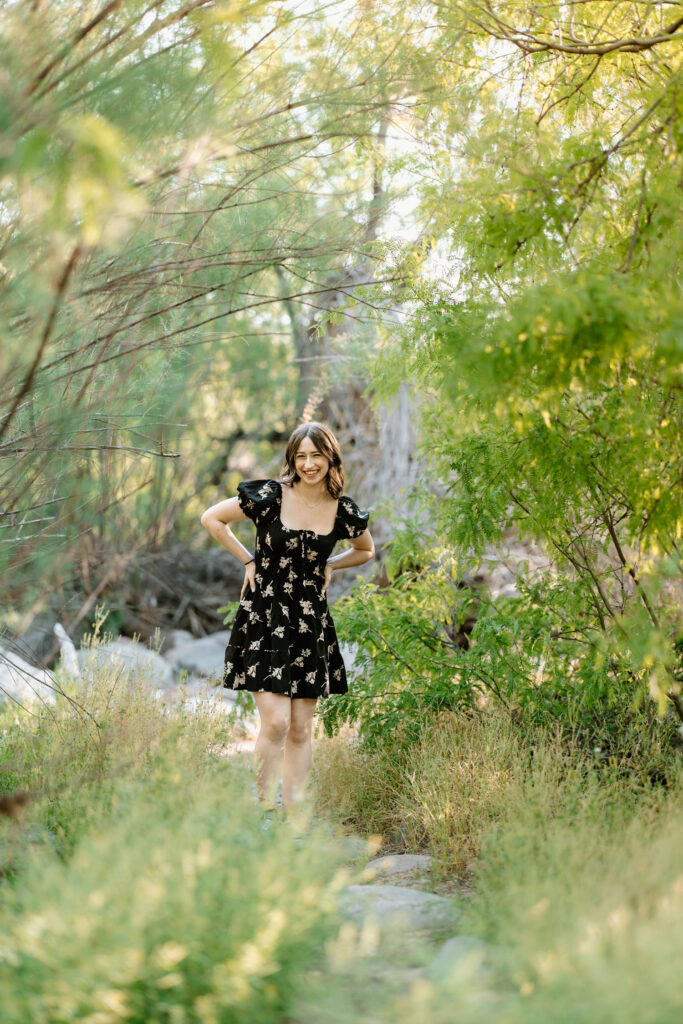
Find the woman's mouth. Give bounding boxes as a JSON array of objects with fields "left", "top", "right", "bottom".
[{"left": 303, "top": 470, "right": 318, "bottom": 477}]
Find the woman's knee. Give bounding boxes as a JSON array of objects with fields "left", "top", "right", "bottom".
[
  {"left": 287, "top": 718, "right": 313, "bottom": 745},
  {"left": 262, "top": 712, "right": 290, "bottom": 744}
]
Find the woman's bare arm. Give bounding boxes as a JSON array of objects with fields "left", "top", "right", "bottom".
[
  {"left": 326, "top": 529, "right": 375, "bottom": 572},
  {"left": 200, "top": 497, "right": 253, "bottom": 565}
]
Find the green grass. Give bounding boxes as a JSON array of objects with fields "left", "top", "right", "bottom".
[
  {"left": 311, "top": 710, "right": 683, "bottom": 1023},
  {"left": 0, "top": 649, "right": 354, "bottom": 1024}
]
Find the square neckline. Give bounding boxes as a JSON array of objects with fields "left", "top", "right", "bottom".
[{"left": 276, "top": 480, "right": 340, "bottom": 538}]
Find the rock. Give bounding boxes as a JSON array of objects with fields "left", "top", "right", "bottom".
[
  {"left": 337, "top": 835, "right": 383, "bottom": 863},
  {"left": 54, "top": 623, "right": 80, "bottom": 682},
  {"left": 22, "top": 823, "right": 58, "bottom": 849},
  {"left": 339, "top": 884, "right": 460, "bottom": 934},
  {"left": 167, "top": 629, "right": 195, "bottom": 650},
  {"left": 425, "top": 935, "right": 491, "bottom": 982},
  {"left": 0, "top": 647, "right": 56, "bottom": 707},
  {"left": 77, "top": 639, "right": 174, "bottom": 688},
  {"left": 164, "top": 633, "right": 229, "bottom": 680},
  {"left": 364, "top": 854, "right": 432, "bottom": 879}
]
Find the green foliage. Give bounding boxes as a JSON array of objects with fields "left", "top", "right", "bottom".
[
  {"left": 359, "top": 0, "right": 683, "bottom": 729},
  {"left": 323, "top": 519, "right": 681, "bottom": 757},
  {"left": 313, "top": 711, "right": 683, "bottom": 1023},
  {"left": 0, "top": 0, "right": 424, "bottom": 602},
  {"left": 0, "top": 656, "right": 349, "bottom": 1023},
  {"left": 409, "top": 750, "right": 683, "bottom": 1023}
]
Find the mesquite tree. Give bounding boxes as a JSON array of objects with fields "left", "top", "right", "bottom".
[{"left": 321, "top": 0, "right": 683, "bottom": 742}]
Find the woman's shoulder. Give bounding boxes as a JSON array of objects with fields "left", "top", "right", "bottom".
[
  {"left": 337, "top": 494, "right": 370, "bottom": 538},
  {"left": 236, "top": 478, "right": 281, "bottom": 524},
  {"left": 237, "top": 478, "right": 281, "bottom": 499}
]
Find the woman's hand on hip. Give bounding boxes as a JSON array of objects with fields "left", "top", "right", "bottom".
[
  {"left": 323, "top": 562, "right": 333, "bottom": 594},
  {"left": 240, "top": 562, "right": 256, "bottom": 599}
]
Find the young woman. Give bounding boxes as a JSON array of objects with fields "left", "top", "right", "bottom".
[{"left": 200, "top": 422, "right": 374, "bottom": 815}]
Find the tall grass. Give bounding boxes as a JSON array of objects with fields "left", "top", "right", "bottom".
[
  {"left": 0, "top": 651, "right": 352, "bottom": 1024},
  {"left": 312, "top": 709, "right": 683, "bottom": 1022}
]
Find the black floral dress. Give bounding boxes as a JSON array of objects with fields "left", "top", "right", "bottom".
[{"left": 222, "top": 478, "right": 370, "bottom": 699}]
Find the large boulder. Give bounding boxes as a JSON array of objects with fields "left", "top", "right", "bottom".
[
  {"left": 0, "top": 647, "right": 56, "bottom": 707},
  {"left": 77, "top": 639, "right": 174, "bottom": 689},
  {"left": 364, "top": 854, "right": 433, "bottom": 880},
  {"left": 164, "top": 632, "right": 230, "bottom": 681},
  {"left": 338, "top": 884, "right": 460, "bottom": 935}
]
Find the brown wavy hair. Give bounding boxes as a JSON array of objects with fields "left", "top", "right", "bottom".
[{"left": 280, "top": 422, "right": 345, "bottom": 498}]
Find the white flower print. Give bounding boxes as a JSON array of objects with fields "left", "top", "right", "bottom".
[{"left": 224, "top": 482, "right": 362, "bottom": 700}]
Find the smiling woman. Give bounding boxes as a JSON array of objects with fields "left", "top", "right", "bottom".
[{"left": 199, "top": 421, "right": 374, "bottom": 814}]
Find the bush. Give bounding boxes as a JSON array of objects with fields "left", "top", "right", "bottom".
[{"left": 0, "top": 656, "right": 350, "bottom": 1024}]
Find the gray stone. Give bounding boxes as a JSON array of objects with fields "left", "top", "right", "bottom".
[
  {"left": 0, "top": 647, "right": 56, "bottom": 707},
  {"left": 77, "top": 640, "right": 174, "bottom": 688},
  {"left": 23, "top": 823, "right": 58, "bottom": 848},
  {"left": 54, "top": 623, "right": 79, "bottom": 682},
  {"left": 167, "top": 629, "right": 195, "bottom": 649},
  {"left": 164, "top": 634, "right": 228, "bottom": 680},
  {"left": 426, "top": 935, "right": 490, "bottom": 982},
  {"left": 337, "top": 836, "right": 382, "bottom": 863},
  {"left": 364, "top": 854, "right": 432, "bottom": 878},
  {"left": 339, "top": 884, "right": 460, "bottom": 933}
]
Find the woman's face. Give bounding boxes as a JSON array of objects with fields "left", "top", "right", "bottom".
[{"left": 294, "top": 435, "right": 330, "bottom": 483}]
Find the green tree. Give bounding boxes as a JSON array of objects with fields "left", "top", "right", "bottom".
[{"left": 326, "top": 0, "right": 683, "bottom": 743}]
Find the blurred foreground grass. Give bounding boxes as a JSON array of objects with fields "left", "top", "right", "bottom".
[
  {"left": 313, "top": 714, "right": 683, "bottom": 1023},
  {"left": 0, "top": 649, "right": 354, "bottom": 1024},
  {"left": 3, "top": 649, "right": 683, "bottom": 1023}
]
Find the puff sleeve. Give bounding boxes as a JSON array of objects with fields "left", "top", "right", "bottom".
[
  {"left": 337, "top": 495, "right": 370, "bottom": 539},
  {"left": 236, "top": 478, "right": 280, "bottom": 527}
]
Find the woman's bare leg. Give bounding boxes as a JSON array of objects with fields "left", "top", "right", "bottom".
[
  {"left": 252, "top": 692, "right": 291, "bottom": 808},
  {"left": 282, "top": 698, "right": 318, "bottom": 808}
]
